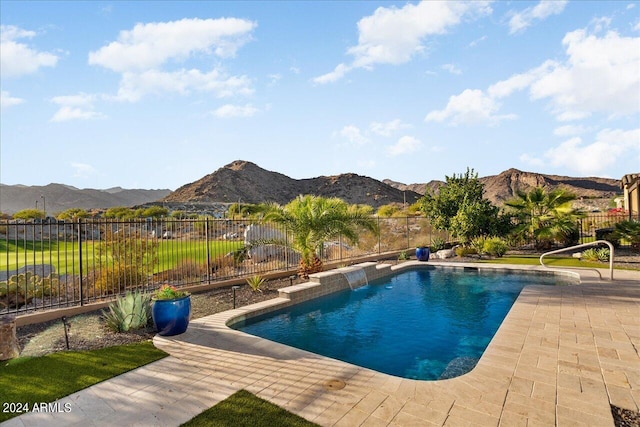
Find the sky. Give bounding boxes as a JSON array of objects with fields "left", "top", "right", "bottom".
[{"left": 1, "top": 1, "right": 639, "bottom": 191}]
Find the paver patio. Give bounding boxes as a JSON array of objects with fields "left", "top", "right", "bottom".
[{"left": 2, "top": 262, "right": 639, "bottom": 426}]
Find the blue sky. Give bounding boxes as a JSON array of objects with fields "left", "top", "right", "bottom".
[{"left": 1, "top": 1, "right": 639, "bottom": 191}]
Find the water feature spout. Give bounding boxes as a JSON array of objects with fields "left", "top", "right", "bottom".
[{"left": 341, "top": 266, "right": 368, "bottom": 290}]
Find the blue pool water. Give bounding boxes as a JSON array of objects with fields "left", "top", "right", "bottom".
[{"left": 234, "top": 268, "right": 571, "bottom": 380}]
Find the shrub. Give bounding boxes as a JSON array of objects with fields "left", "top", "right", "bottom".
[
  {"left": 93, "top": 265, "right": 147, "bottom": 295},
  {"left": 430, "top": 237, "right": 446, "bottom": 252},
  {"left": 397, "top": 251, "right": 409, "bottom": 261},
  {"left": 455, "top": 246, "right": 477, "bottom": 257},
  {"left": 102, "top": 290, "right": 152, "bottom": 332},
  {"left": 483, "top": 237, "right": 508, "bottom": 257},
  {"left": 612, "top": 220, "right": 640, "bottom": 250},
  {"left": 470, "top": 236, "right": 486, "bottom": 255},
  {"left": 582, "top": 247, "right": 610, "bottom": 262},
  {"left": 582, "top": 248, "right": 599, "bottom": 262},
  {"left": 0, "top": 272, "right": 58, "bottom": 309},
  {"left": 246, "top": 275, "right": 265, "bottom": 293}
]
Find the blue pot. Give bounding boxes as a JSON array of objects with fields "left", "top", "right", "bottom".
[
  {"left": 416, "top": 247, "right": 430, "bottom": 262},
  {"left": 152, "top": 296, "right": 191, "bottom": 336}
]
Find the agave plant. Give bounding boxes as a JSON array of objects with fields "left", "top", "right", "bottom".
[
  {"left": 246, "top": 275, "right": 265, "bottom": 293},
  {"left": 102, "top": 290, "right": 152, "bottom": 333}
]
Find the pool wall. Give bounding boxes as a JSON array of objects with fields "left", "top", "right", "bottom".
[{"left": 225, "top": 261, "right": 580, "bottom": 329}]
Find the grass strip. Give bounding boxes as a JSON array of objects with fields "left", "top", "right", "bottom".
[
  {"left": 181, "top": 389, "right": 319, "bottom": 427},
  {"left": 475, "top": 255, "right": 622, "bottom": 269},
  {"left": 0, "top": 340, "right": 167, "bottom": 422}
]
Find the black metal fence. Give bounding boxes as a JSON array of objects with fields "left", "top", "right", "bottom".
[
  {"left": 0, "top": 217, "right": 447, "bottom": 316},
  {"left": 2, "top": 213, "right": 636, "bottom": 317}
]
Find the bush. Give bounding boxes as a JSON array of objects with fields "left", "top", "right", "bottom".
[
  {"left": 470, "top": 236, "right": 486, "bottom": 255},
  {"left": 397, "top": 251, "right": 409, "bottom": 261},
  {"left": 483, "top": 237, "right": 508, "bottom": 257},
  {"left": 430, "top": 237, "right": 446, "bottom": 252},
  {"left": 0, "top": 272, "right": 58, "bottom": 309},
  {"left": 93, "top": 265, "right": 147, "bottom": 295},
  {"left": 582, "top": 247, "right": 610, "bottom": 262},
  {"left": 455, "top": 246, "right": 477, "bottom": 257},
  {"left": 102, "top": 290, "right": 152, "bottom": 332},
  {"left": 612, "top": 220, "right": 640, "bottom": 250}
]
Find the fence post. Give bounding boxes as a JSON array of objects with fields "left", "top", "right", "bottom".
[
  {"left": 377, "top": 216, "right": 381, "bottom": 255},
  {"left": 205, "top": 218, "right": 211, "bottom": 284},
  {"left": 406, "top": 217, "right": 410, "bottom": 249},
  {"left": 78, "top": 218, "right": 84, "bottom": 306}
]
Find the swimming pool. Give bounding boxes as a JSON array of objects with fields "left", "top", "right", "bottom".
[{"left": 233, "top": 267, "right": 574, "bottom": 380}]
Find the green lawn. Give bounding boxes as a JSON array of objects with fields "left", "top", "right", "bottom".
[
  {"left": 0, "top": 342, "right": 315, "bottom": 426},
  {"left": 182, "top": 389, "right": 319, "bottom": 427},
  {"left": 476, "top": 254, "right": 632, "bottom": 269},
  {"left": 0, "top": 240, "right": 243, "bottom": 275},
  {"left": 0, "top": 341, "right": 168, "bottom": 423}
]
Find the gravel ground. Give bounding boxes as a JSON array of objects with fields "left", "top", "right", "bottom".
[{"left": 13, "top": 257, "right": 640, "bottom": 426}]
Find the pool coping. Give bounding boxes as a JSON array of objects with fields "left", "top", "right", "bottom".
[{"left": 151, "top": 261, "right": 640, "bottom": 426}]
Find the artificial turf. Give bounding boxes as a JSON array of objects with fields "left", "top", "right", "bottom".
[
  {"left": 0, "top": 340, "right": 167, "bottom": 422},
  {"left": 181, "top": 389, "right": 319, "bottom": 427}
]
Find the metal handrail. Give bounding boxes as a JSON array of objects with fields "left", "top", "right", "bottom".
[{"left": 539, "top": 240, "right": 614, "bottom": 280}]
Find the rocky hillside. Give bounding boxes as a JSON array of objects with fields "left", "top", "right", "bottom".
[
  {"left": 163, "top": 160, "right": 422, "bottom": 208},
  {"left": 0, "top": 183, "right": 171, "bottom": 215},
  {"left": 385, "top": 168, "right": 622, "bottom": 210}
]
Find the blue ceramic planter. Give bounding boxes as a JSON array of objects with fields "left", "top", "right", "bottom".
[
  {"left": 416, "top": 247, "right": 430, "bottom": 262},
  {"left": 152, "top": 296, "right": 191, "bottom": 336}
]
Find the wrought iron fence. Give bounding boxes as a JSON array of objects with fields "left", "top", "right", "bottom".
[
  {"left": 3, "top": 213, "right": 635, "bottom": 316},
  {"left": 0, "top": 217, "right": 447, "bottom": 316}
]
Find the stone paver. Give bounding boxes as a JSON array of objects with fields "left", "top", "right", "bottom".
[{"left": 3, "top": 263, "right": 639, "bottom": 426}]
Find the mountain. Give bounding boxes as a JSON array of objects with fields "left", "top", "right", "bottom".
[
  {"left": 163, "top": 160, "right": 422, "bottom": 208},
  {"left": 384, "top": 168, "right": 622, "bottom": 210},
  {"left": 0, "top": 183, "right": 172, "bottom": 215}
]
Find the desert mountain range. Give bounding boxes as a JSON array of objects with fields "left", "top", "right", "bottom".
[
  {"left": 163, "top": 160, "right": 622, "bottom": 210},
  {"left": 1, "top": 160, "right": 623, "bottom": 214}
]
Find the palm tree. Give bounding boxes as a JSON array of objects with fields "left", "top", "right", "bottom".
[
  {"left": 262, "top": 195, "right": 379, "bottom": 278},
  {"left": 505, "top": 187, "right": 584, "bottom": 249}
]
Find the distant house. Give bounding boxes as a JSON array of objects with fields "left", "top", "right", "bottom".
[{"left": 621, "top": 173, "right": 640, "bottom": 219}]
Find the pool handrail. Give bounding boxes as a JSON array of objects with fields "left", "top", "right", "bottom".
[{"left": 539, "top": 240, "right": 614, "bottom": 280}]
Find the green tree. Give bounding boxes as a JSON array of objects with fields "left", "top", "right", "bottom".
[
  {"left": 141, "top": 206, "right": 169, "bottom": 218},
  {"left": 418, "top": 168, "right": 503, "bottom": 242},
  {"left": 104, "top": 206, "right": 134, "bottom": 219},
  {"left": 12, "top": 209, "right": 45, "bottom": 220},
  {"left": 262, "top": 195, "right": 379, "bottom": 278},
  {"left": 504, "top": 187, "right": 584, "bottom": 249},
  {"left": 57, "top": 208, "right": 90, "bottom": 221}
]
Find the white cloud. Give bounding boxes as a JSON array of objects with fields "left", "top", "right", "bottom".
[
  {"left": 314, "top": 63, "right": 351, "bottom": 84},
  {"left": 388, "top": 135, "right": 422, "bottom": 156},
  {"left": 519, "top": 153, "right": 545, "bottom": 167},
  {"left": 357, "top": 159, "right": 376, "bottom": 169},
  {"left": 338, "top": 125, "right": 370, "bottom": 145},
  {"left": 468, "top": 35, "right": 487, "bottom": 47},
  {"left": 113, "top": 69, "right": 253, "bottom": 102},
  {"left": 428, "top": 28, "right": 639, "bottom": 127},
  {"left": 314, "top": 1, "right": 491, "bottom": 83},
  {"left": 542, "top": 128, "right": 640, "bottom": 175},
  {"left": 442, "top": 63, "right": 462, "bottom": 75},
  {"left": 0, "top": 25, "right": 58, "bottom": 77},
  {"left": 0, "top": 91, "right": 24, "bottom": 109},
  {"left": 370, "top": 119, "right": 410, "bottom": 136},
  {"left": 71, "top": 162, "right": 97, "bottom": 178},
  {"left": 212, "top": 103, "right": 258, "bottom": 118},
  {"left": 425, "top": 89, "right": 517, "bottom": 125},
  {"left": 509, "top": 0, "right": 568, "bottom": 34},
  {"left": 88, "top": 18, "right": 256, "bottom": 72},
  {"left": 50, "top": 93, "right": 106, "bottom": 122},
  {"left": 529, "top": 29, "right": 640, "bottom": 119},
  {"left": 88, "top": 18, "right": 256, "bottom": 103},
  {"left": 553, "top": 125, "right": 589, "bottom": 136},
  {"left": 487, "top": 60, "right": 556, "bottom": 98}
]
